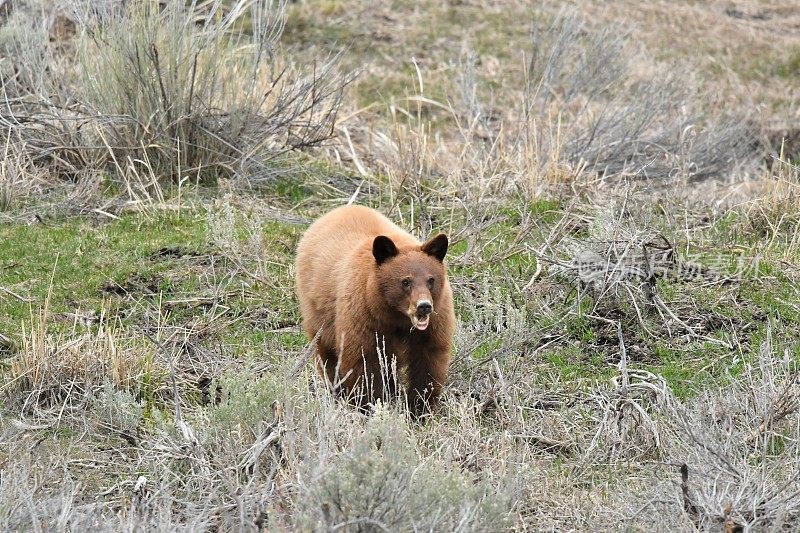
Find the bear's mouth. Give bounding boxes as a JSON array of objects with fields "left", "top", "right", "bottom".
[{"left": 411, "top": 314, "right": 430, "bottom": 331}]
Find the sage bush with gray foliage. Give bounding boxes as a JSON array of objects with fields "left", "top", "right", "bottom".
[
  {"left": 0, "top": 0, "right": 347, "bottom": 186},
  {"left": 524, "top": 11, "right": 755, "bottom": 181}
]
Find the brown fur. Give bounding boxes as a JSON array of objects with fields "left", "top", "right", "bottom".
[{"left": 295, "top": 205, "right": 455, "bottom": 416}]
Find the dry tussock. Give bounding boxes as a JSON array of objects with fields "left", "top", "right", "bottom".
[
  {"left": 744, "top": 155, "right": 800, "bottom": 255},
  {"left": 633, "top": 328, "right": 800, "bottom": 531},
  {"left": 0, "top": 138, "right": 48, "bottom": 213},
  {"left": 5, "top": 310, "right": 166, "bottom": 412}
]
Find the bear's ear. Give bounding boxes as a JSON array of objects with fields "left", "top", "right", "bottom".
[
  {"left": 421, "top": 233, "right": 448, "bottom": 262},
  {"left": 373, "top": 236, "right": 398, "bottom": 265}
]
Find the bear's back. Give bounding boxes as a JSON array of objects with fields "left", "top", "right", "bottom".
[
  {"left": 306, "top": 205, "right": 415, "bottom": 245},
  {"left": 297, "top": 205, "right": 419, "bottom": 269},
  {"left": 295, "top": 205, "right": 419, "bottom": 332}
]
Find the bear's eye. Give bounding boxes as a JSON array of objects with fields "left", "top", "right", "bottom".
[
  {"left": 427, "top": 277, "right": 435, "bottom": 289},
  {"left": 402, "top": 279, "right": 412, "bottom": 290}
]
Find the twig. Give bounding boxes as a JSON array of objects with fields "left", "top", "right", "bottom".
[{"left": 0, "top": 285, "right": 32, "bottom": 302}]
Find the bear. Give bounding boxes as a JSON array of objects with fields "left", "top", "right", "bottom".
[{"left": 295, "top": 204, "right": 455, "bottom": 417}]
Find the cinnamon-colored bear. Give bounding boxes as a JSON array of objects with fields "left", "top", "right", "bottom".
[{"left": 295, "top": 205, "right": 455, "bottom": 416}]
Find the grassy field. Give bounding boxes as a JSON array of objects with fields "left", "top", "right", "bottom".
[{"left": 1, "top": 0, "right": 800, "bottom": 531}]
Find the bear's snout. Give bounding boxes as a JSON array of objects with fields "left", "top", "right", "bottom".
[
  {"left": 410, "top": 299, "right": 433, "bottom": 331},
  {"left": 416, "top": 300, "right": 433, "bottom": 316}
]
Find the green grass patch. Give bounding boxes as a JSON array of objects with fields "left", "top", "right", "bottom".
[
  {"left": 0, "top": 213, "right": 207, "bottom": 331},
  {"left": 0, "top": 207, "right": 307, "bottom": 364}
]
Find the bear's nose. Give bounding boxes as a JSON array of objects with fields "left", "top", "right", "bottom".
[{"left": 416, "top": 301, "right": 432, "bottom": 316}]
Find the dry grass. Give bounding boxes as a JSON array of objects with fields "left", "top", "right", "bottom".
[
  {"left": 2, "top": 305, "right": 797, "bottom": 530},
  {"left": 575, "top": 0, "right": 800, "bottom": 122},
  {"left": 0, "top": 139, "right": 47, "bottom": 213},
  {"left": 744, "top": 155, "right": 800, "bottom": 256},
  {"left": 319, "top": 7, "right": 762, "bottom": 228},
  {"left": 4, "top": 309, "right": 166, "bottom": 413},
  {"left": 521, "top": 11, "right": 756, "bottom": 182}
]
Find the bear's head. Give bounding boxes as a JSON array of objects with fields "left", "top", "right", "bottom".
[{"left": 372, "top": 233, "right": 449, "bottom": 331}]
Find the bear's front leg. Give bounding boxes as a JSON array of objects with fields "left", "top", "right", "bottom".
[
  {"left": 315, "top": 343, "right": 339, "bottom": 390},
  {"left": 336, "top": 330, "right": 396, "bottom": 411},
  {"left": 406, "top": 341, "right": 450, "bottom": 418}
]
